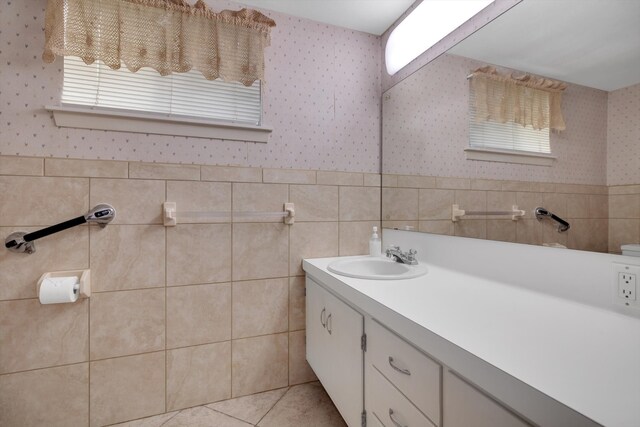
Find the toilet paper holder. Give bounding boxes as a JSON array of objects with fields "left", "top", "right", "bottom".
[{"left": 37, "top": 269, "right": 91, "bottom": 299}]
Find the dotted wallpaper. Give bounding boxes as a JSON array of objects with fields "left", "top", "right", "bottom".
[
  {"left": 0, "top": 0, "right": 381, "bottom": 173},
  {"left": 607, "top": 82, "right": 640, "bottom": 186},
  {"left": 382, "top": 53, "right": 609, "bottom": 185}
]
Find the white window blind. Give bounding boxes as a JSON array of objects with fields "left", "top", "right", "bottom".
[
  {"left": 62, "top": 56, "right": 262, "bottom": 126},
  {"left": 469, "top": 84, "right": 550, "bottom": 154}
]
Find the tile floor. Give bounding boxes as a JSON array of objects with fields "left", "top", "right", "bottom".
[{"left": 110, "top": 382, "right": 347, "bottom": 427}]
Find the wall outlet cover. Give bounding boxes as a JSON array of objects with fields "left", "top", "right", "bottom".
[{"left": 613, "top": 263, "right": 640, "bottom": 309}]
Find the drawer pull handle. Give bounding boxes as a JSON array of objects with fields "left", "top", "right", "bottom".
[
  {"left": 389, "top": 409, "right": 407, "bottom": 427},
  {"left": 320, "top": 308, "right": 326, "bottom": 328},
  {"left": 388, "top": 357, "right": 411, "bottom": 375},
  {"left": 326, "top": 313, "right": 332, "bottom": 334}
]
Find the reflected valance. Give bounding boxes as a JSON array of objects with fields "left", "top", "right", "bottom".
[
  {"left": 469, "top": 66, "right": 567, "bottom": 131},
  {"left": 43, "top": 0, "right": 276, "bottom": 86}
]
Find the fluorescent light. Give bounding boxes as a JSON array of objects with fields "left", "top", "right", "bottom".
[{"left": 385, "top": 0, "right": 493, "bottom": 75}]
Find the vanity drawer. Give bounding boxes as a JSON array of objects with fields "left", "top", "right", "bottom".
[
  {"left": 443, "top": 370, "right": 532, "bottom": 427},
  {"left": 367, "top": 319, "right": 441, "bottom": 425},
  {"left": 366, "top": 364, "right": 437, "bottom": 427}
]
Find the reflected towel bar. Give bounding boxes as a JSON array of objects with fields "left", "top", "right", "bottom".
[{"left": 452, "top": 204, "right": 525, "bottom": 222}]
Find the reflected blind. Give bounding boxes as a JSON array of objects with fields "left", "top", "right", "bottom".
[
  {"left": 62, "top": 56, "right": 262, "bottom": 125},
  {"left": 469, "top": 84, "right": 550, "bottom": 154}
]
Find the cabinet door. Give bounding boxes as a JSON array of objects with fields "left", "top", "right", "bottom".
[
  {"left": 306, "top": 277, "right": 364, "bottom": 427},
  {"left": 443, "top": 370, "right": 532, "bottom": 427},
  {"left": 306, "top": 277, "right": 329, "bottom": 385}
]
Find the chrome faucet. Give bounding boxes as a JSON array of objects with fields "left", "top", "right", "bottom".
[{"left": 385, "top": 245, "right": 418, "bottom": 265}]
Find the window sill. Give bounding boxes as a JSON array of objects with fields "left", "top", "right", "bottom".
[
  {"left": 464, "top": 147, "right": 556, "bottom": 166},
  {"left": 46, "top": 105, "right": 272, "bottom": 143}
]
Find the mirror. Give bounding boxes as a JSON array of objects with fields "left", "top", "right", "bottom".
[{"left": 381, "top": 0, "right": 640, "bottom": 255}]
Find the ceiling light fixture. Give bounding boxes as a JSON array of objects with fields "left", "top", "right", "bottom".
[{"left": 385, "top": 0, "right": 493, "bottom": 75}]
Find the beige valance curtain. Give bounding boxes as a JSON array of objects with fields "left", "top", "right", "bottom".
[
  {"left": 469, "top": 66, "right": 567, "bottom": 131},
  {"left": 43, "top": 0, "right": 276, "bottom": 86}
]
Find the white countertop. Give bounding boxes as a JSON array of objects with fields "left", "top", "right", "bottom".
[{"left": 304, "top": 256, "right": 640, "bottom": 427}]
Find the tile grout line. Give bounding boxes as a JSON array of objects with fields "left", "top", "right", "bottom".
[
  {"left": 74, "top": 340, "right": 273, "bottom": 367},
  {"left": 337, "top": 186, "right": 342, "bottom": 255},
  {"left": 255, "top": 385, "right": 292, "bottom": 425},
  {"left": 157, "top": 409, "right": 180, "bottom": 427},
  {"left": 4, "top": 155, "right": 619, "bottom": 192},
  {"left": 103, "top": 408, "right": 179, "bottom": 427},
  {"left": 202, "top": 405, "right": 254, "bottom": 426},
  {"left": 164, "top": 178, "right": 169, "bottom": 414},
  {"left": 287, "top": 183, "right": 291, "bottom": 388},
  {"left": 0, "top": 360, "right": 89, "bottom": 378},
  {"left": 0, "top": 275, "right": 303, "bottom": 304},
  {"left": 230, "top": 180, "right": 235, "bottom": 399},
  {"left": 88, "top": 176, "right": 92, "bottom": 427}
]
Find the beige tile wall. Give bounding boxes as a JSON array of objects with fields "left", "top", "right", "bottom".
[
  {"left": 609, "top": 185, "right": 640, "bottom": 254},
  {"left": 0, "top": 155, "right": 381, "bottom": 427},
  {"left": 382, "top": 174, "right": 610, "bottom": 253}
]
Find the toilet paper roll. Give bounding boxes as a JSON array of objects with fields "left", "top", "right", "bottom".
[{"left": 39, "top": 276, "right": 80, "bottom": 304}]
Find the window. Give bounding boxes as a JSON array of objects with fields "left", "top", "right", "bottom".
[
  {"left": 48, "top": 57, "right": 271, "bottom": 142},
  {"left": 465, "top": 80, "right": 555, "bottom": 166},
  {"left": 63, "top": 56, "right": 261, "bottom": 125}
]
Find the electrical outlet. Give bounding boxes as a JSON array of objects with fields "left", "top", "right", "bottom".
[
  {"left": 613, "top": 263, "right": 640, "bottom": 309},
  {"left": 618, "top": 273, "right": 636, "bottom": 300}
]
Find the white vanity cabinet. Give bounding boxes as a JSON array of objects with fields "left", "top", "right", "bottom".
[
  {"left": 306, "top": 275, "right": 534, "bottom": 427},
  {"left": 306, "top": 277, "right": 364, "bottom": 427},
  {"left": 304, "top": 257, "right": 603, "bottom": 427}
]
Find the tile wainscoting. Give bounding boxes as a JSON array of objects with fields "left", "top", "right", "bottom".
[
  {"left": 0, "top": 156, "right": 380, "bottom": 427},
  {"left": 382, "top": 173, "right": 611, "bottom": 253},
  {"left": 609, "top": 185, "right": 640, "bottom": 254},
  {"left": 1, "top": 155, "right": 636, "bottom": 426}
]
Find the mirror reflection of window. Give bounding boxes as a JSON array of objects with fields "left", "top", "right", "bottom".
[
  {"left": 468, "top": 79, "right": 551, "bottom": 155},
  {"left": 465, "top": 66, "right": 569, "bottom": 165}
]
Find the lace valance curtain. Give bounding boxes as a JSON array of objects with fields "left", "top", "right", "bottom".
[
  {"left": 43, "top": 0, "right": 276, "bottom": 86},
  {"left": 469, "top": 66, "right": 567, "bottom": 131}
]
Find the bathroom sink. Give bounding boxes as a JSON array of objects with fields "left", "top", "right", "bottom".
[{"left": 327, "top": 256, "right": 428, "bottom": 280}]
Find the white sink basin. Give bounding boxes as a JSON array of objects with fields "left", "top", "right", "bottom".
[{"left": 327, "top": 256, "right": 428, "bottom": 280}]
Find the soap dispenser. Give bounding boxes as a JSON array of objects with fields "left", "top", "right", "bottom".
[{"left": 369, "top": 226, "right": 382, "bottom": 257}]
